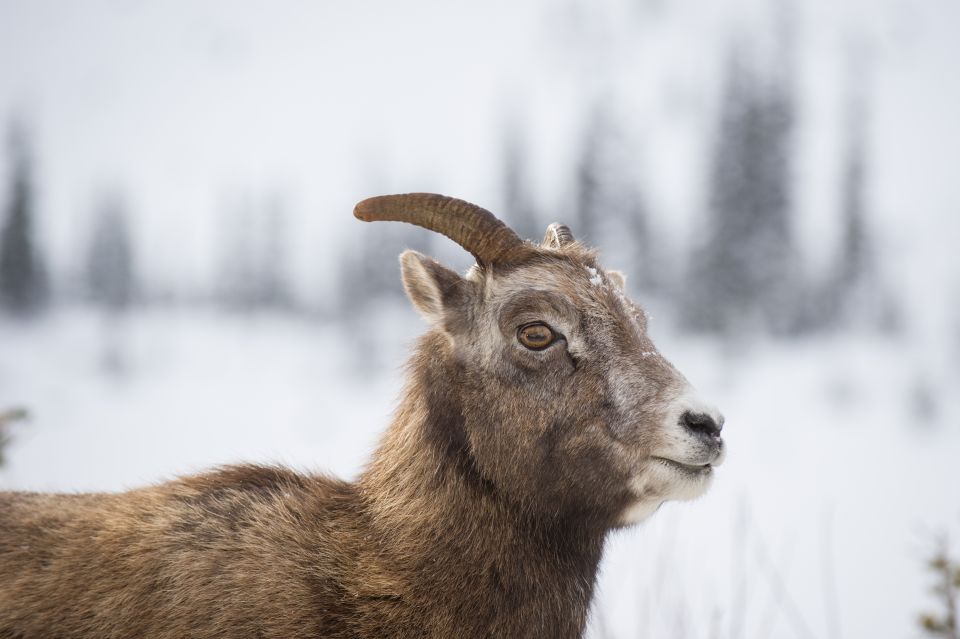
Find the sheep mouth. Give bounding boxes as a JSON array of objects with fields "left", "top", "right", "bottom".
[{"left": 652, "top": 457, "right": 713, "bottom": 477}]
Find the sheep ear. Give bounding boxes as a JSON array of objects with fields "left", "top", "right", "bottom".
[
  {"left": 399, "top": 250, "right": 466, "bottom": 325},
  {"left": 606, "top": 269, "right": 627, "bottom": 290}
]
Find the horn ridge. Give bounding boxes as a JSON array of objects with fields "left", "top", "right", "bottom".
[
  {"left": 544, "top": 223, "right": 575, "bottom": 248},
  {"left": 353, "top": 193, "right": 529, "bottom": 265}
]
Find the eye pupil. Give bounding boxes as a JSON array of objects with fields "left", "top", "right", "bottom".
[{"left": 518, "top": 324, "right": 555, "bottom": 350}]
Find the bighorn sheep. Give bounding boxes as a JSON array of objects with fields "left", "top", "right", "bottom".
[{"left": 0, "top": 194, "right": 724, "bottom": 638}]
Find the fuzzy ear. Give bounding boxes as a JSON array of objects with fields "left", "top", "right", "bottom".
[
  {"left": 606, "top": 269, "right": 627, "bottom": 290},
  {"left": 399, "top": 250, "right": 466, "bottom": 325}
]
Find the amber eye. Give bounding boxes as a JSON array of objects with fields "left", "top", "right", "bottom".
[{"left": 517, "top": 323, "right": 556, "bottom": 350}]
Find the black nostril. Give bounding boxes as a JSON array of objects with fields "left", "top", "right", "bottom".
[{"left": 680, "top": 411, "right": 723, "bottom": 439}]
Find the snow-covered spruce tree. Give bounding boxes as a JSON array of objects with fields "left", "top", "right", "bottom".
[
  {"left": 836, "top": 102, "right": 870, "bottom": 303},
  {"left": 252, "top": 195, "right": 292, "bottom": 310},
  {"left": 570, "top": 101, "right": 657, "bottom": 292},
  {"left": 216, "top": 194, "right": 292, "bottom": 312},
  {"left": 333, "top": 201, "right": 433, "bottom": 376},
  {"left": 86, "top": 194, "right": 136, "bottom": 312},
  {"left": 0, "top": 121, "right": 48, "bottom": 316},
  {"left": 819, "top": 78, "right": 899, "bottom": 333},
  {"left": 335, "top": 208, "right": 430, "bottom": 316},
  {"left": 680, "top": 46, "right": 799, "bottom": 336},
  {"left": 0, "top": 409, "right": 28, "bottom": 467},
  {"left": 217, "top": 200, "right": 257, "bottom": 310},
  {"left": 499, "top": 114, "right": 542, "bottom": 243},
  {"left": 571, "top": 103, "right": 608, "bottom": 248}
]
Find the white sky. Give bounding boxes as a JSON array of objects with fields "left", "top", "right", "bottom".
[{"left": 0, "top": 0, "right": 957, "bottom": 321}]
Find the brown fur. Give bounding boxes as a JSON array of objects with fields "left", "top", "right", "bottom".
[{"left": 0, "top": 225, "right": 722, "bottom": 638}]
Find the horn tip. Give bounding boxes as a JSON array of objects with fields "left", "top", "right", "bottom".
[{"left": 353, "top": 197, "right": 377, "bottom": 222}]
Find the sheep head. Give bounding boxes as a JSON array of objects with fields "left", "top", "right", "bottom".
[{"left": 354, "top": 193, "right": 724, "bottom": 528}]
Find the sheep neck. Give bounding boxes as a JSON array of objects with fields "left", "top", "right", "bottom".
[{"left": 357, "top": 333, "right": 606, "bottom": 638}]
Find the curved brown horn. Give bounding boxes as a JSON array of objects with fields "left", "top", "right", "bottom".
[
  {"left": 353, "top": 193, "right": 530, "bottom": 265},
  {"left": 543, "top": 223, "right": 575, "bottom": 249}
]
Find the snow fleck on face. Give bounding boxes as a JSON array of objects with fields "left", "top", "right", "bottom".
[{"left": 585, "top": 265, "right": 604, "bottom": 287}]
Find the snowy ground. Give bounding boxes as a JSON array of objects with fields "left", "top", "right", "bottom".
[{"left": 1, "top": 306, "right": 957, "bottom": 638}]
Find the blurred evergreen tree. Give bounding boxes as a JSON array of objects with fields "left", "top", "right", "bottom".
[
  {"left": 0, "top": 120, "right": 48, "bottom": 315},
  {"left": 253, "top": 194, "right": 292, "bottom": 309},
  {"left": 571, "top": 102, "right": 657, "bottom": 289},
  {"left": 217, "top": 198, "right": 257, "bottom": 310},
  {"left": 819, "top": 69, "right": 900, "bottom": 333},
  {"left": 837, "top": 110, "right": 870, "bottom": 297},
  {"left": 334, "top": 207, "right": 431, "bottom": 376},
  {"left": 500, "top": 116, "right": 542, "bottom": 242},
  {"left": 571, "top": 104, "right": 607, "bottom": 246},
  {"left": 680, "top": 45, "right": 799, "bottom": 335},
  {"left": 86, "top": 194, "right": 136, "bottom": 311},
  {"left": 338, "top": 221, "right": 428, "bottom": 315},
  {"left": 217, "top": 193, "right": 293, "bottom": 311},
  {"left": 0, "top": 408, "right": 28, "bottom": 468}
]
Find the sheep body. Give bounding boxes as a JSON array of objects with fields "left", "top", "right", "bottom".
[
  {"left": 0, "top": 194, "right": 724, "bottom": 638},
  {"left": 1, "top": 336, "right": 600, "bottom": 638}
]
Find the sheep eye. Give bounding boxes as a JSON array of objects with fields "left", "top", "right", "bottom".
[{"left": 517, "top": 323, "right": 555, "bottom": 350}]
